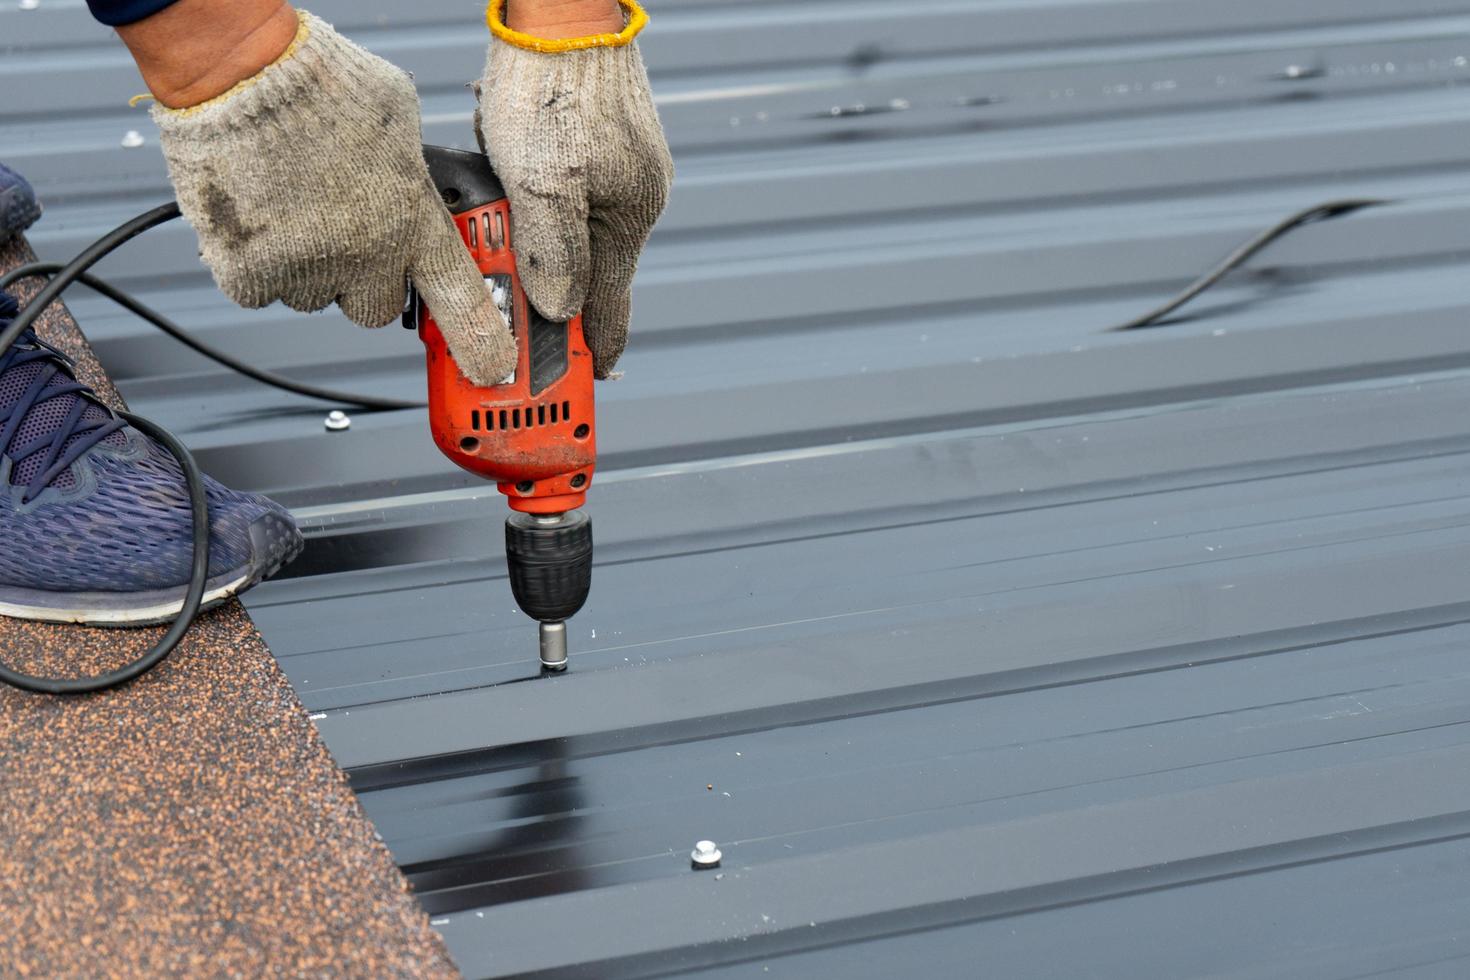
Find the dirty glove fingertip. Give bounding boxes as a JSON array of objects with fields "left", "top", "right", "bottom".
[
  {"left": 580, "top": 293, "right": 631, "bottom": 380},
  {"left": 506, "top": 192, "right": 592, "bottom": 323},
  {"left": 443, "top": 310, "right": 519, "bottom": 388},
  {"left": 412, "top": 218, "right": 517, "bottom": 386}
]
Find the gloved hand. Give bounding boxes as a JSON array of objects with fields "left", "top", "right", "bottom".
[
  {"left": 476, "top": 0, "right": 673, "bottom": 378},
  {"left": 151, "top": 10, "right": 516, "bottom": 387}
]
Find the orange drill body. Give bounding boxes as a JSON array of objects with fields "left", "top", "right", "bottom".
[{"left": 416, "top": 152, "right": 597, "bottom": 515}]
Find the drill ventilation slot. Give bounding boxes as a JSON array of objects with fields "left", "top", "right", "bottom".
[{"left": 469, "top": 400, "right": 574, "bottom": 433}]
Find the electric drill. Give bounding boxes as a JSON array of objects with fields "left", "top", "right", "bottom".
[{"left": 410, "top": 144, "right": 596, "bottom": 671}]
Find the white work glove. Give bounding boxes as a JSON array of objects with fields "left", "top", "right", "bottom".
[
  {"left": 475, "top": 0, "right": 673, "bottom": 378},
  {"left": 151, "top": 10, "right": 516, "bottom": 387}
]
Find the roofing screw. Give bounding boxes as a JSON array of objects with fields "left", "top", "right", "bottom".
[
  {"left": 121, "top": 130, "right": 145, "bottom": 148},
  {"left": 1273, "top": 64, "right": 1325, "bottom": 81},
  {"left": 691, "top": 840, "right": 722, "bottom": 870},
  {"left": 324, "top": 410, "right": 351, "bottom": 432},
  {"left": 18, "top": 0, "right": 39, "bottom": 9}
]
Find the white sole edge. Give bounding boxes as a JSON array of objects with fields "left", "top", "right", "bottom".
[{"left": 0, "top": 571, "right": 251, "bottom": 626}]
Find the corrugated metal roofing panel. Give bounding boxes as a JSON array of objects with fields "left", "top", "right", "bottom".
[{"left": 9, "top": 0, "right": 1470, "bottom": 975}]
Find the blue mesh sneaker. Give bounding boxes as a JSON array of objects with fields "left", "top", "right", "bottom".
[
  {"left": 0, "top": 290, "right": 303, "bottom": 625},
  {"left": 0, "top": 162, "right": 41, "bottom": 243}
]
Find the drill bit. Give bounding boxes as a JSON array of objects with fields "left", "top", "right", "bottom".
[{"left": 539, "top": 621, "right": 568, "bottom": 671}]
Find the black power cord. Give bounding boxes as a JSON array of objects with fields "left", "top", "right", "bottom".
[
  {"left": 0, "top": 193, "right": 1386, "bottom": 694},
  {"left": 0, "top": 203, "right": 179, "bottom": 356},
  {"left": 0, "top": 263, "right": 425, "bottom": 411},
  {"left": 1110, "top": 198, "right": 1386, "bottom": 330}
]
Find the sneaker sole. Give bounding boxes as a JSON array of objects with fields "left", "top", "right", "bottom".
[{"left": 0, "top": 511, "right": 302, "bottom": 627}]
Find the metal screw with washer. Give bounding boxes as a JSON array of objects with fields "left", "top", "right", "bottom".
[
  {"left": 690, "top": 840, "right": 722, "bottom": 869},
  {"left": 324, "top": 410, "right": 351, "bottom": 432}
]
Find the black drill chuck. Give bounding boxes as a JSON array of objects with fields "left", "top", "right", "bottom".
[{"left": 505, "top": 510, "right": 593, "bottom": 625}]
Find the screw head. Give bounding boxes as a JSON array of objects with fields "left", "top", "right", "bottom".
[
  {"left": 120, "top": 130, "right": 145, "bottom": 149},
  {"left": 18, "top": 0, "right": 40, "bottom": 10},
  {"left": 1275, "top": 64, "right": 1324, "bottom": 81},
  {"left": 691, "top": 840, "right": 722, "bottom": 869},
  {"left": 324, "top": 410, "right": 351, "bottom": 432}
]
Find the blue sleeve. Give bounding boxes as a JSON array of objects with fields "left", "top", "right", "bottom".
[{"left": 87, "top": 0, "right": 183, "bottom": 26}]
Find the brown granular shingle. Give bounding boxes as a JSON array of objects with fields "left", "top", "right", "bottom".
[{"left": 0, "top": 236, "right": 459, "bottom": 978}]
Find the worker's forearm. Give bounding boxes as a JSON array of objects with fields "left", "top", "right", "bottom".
[
  {"left": 114, "top": 0, "right": 622, "bottom": 109},
  {"left": 117, "top": 0, "right": 298, "bottom": 108},
  {"left": 506, "top": 0, "right": 623, "bottom": 38}
]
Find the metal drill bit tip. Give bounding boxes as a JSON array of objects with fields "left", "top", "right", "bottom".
[{"left": 539, "top": 621, "right": 568, "bottom": 671}]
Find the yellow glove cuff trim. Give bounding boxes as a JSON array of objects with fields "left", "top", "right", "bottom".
[
  {"left": 486, "top": 0, "right": 648, "bottom": 53},
  {"left": 156, "top": 9, "right": 311, "bottom": 117}
]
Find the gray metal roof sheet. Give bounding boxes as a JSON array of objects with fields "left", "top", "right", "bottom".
[{"left": 9, "top": 1, "right": 1470, "bottom": 976}]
